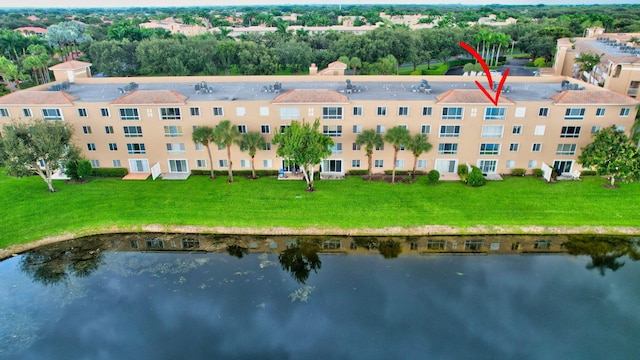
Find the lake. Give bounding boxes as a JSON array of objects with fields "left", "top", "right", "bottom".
[{"left": 1, "top": 234, "right": 639, "bottom": 359}]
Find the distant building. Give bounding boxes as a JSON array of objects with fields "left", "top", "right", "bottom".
[
  {"left": 477, "top": 14, "right": 517, "bottom": 27},
  {"left": 14, "top": 26, "right": 47, "bottom": 36},
  {"left": 139, "top": 17, "right": 208, "bottom": 37}
]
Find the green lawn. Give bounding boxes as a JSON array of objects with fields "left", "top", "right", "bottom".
[{"left": 2, "top": 173, "right": 640, "bottom": 249}]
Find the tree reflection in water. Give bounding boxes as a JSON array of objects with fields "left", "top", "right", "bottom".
[
  {"left": 226, "top": 244, "right": 249, "bottom": 258},
  {"left": 563, "top": 236, "right": 640, "bottom": 276},
  {"left": 19, "top": 238, "right": 104, "bottom": 285},
  {"left": 278, "top": 239, "right": 322, "bottom": 284},
  {"left": 352, "top": 237, "right": 402, "bottom": 259}
]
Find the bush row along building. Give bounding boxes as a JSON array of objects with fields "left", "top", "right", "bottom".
[{"left": 0, "top": 61, "right": 638, "bottom": 180}]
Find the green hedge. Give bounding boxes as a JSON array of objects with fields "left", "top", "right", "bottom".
[
  {"left": 511, "top": 168, "right": 527, "bottom": 176},
  {"left": 347, "top": 170, "right": 369, "bottom": 176},
  {"left": 532, "top": 168, "right": 544, "bottom": 177},
  {"left": 92, "top": 168, "right": 128, "bottom": 177},
  {"left": 580, "top": 170, "right": 597, "bottom": 176},
  {"left": 191, "top": 170, "right": 279, "bottom": 177}
]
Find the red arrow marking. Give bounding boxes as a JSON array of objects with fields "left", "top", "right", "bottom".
[{"left": 459, "top": 41, "right": 510, "bottom": 106}]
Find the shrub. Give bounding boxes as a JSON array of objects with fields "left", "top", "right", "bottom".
[
  {"left": 581, "top": 170, "right": 597, "bottom": 176},
  {"left": 427, "top": 169, "right": 440, "bottom": 184},
  {"left": 347, "top": 170, "right": 369, "bottom": 176},
  {"left": 532, "top": 168, "right": 544, "bottom": 177},
  {"left": 190, "top": 170, "right": 279, "bottom": 177},
  {"left": 511, "top": 168, "right": 526, "bottom": 177},
  {"left": 92, "top": 168, "right": 128, "bottom": 177},
  {"left": 384, "top": 170, "right": 411, "bottom": 175},
  {"left": 467, "top": 166, "right": 485, "bottom": 187},
  {"left": 457, "top": 164, "right": 469, "bottom": 183}
]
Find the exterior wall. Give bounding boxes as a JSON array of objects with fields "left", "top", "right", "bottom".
[{"left": 604, "top": 62, "right": 640, "bottom": 98}]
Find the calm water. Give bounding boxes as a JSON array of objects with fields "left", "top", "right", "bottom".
[{"left": 1, "top": 236, "right": 639, "bottom": 359}]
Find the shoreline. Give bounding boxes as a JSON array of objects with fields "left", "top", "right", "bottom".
[{"left": 2, "top": 224, "right": 639, "bottom": 261}]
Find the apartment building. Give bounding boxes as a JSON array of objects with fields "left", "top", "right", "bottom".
[{"left": 0, "top": 67, "right": 637, "bottom": 179}]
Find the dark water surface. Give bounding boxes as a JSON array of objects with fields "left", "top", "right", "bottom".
[{"left": 1, "top": 236, "right": 639, "bottom": 360}]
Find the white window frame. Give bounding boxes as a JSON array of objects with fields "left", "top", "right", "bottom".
[
  {"left": 398, "top": 106, "right": 409, "bottom": 116},
  {"left": 42, "top": 108, "right": 63, "bottom": 121},
  {"left": 353, "top": 106, "right": 363, "bottom": 116},
  {"left": 279, "top": 107, "right": 299, "bottom": 120},
  {"left": 484, "top": 107, "right": 506, "bottom": 120},
  {"left": 159, "top": 107, "right": 181, "bottom": 120},
  {"left": 439, "top": 125, "right": 460, "bottom": 138},
  {"left": 213, "top": 107, "right": 224, "bottom": 116},
  {"left": 377, "top": 106, "right": 387, "bottom": 116},
  {"left": 164, "top": 125, "right": 183, "bottom": 138},
  {"left": 556, "top": 144, "right": 577, "bottom": 155},
  {"left": 479, "top": 143, "right": 500, "bottom": 155},
  {"left": 123, "top": 126, "right": 143, "bottom": 138},
  {"left": 261, "top": 125, "right": 270, "bottom": 134},
  {"left": 564, "top": 108, "right": 585, "bottom": 120},
  {"left": 438, "top": 143, "right": 458, "bottom": 155},
  {"left": 322, "top": 106, "right": 343, "bottom": 120},
  {"left": 442, "top": 107, "right": 463, "bottom": 120},
  {"left": 560, "top": 126, "right": 581, "bottom": 138},
  {"left": 166, "top": 143, "right": 186, "bottom": 154},
  {"left": 119, "top": 108, "right": 140, "bottom": 120},
  {"left": 481, "top": 125, "right": 504, "bottom": 138}
]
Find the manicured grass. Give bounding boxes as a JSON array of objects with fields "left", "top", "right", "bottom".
[{"left": 2, "top": 173, "right": 640, "bottom": 249}]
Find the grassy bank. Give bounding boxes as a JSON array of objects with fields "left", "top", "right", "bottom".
[{"left": 2, "top": 173, "right": 640, "bottom": 249}]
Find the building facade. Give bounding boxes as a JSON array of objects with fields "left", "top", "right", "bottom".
[{"left": 0, "top": 72, "right": 638, "bottom": 179}]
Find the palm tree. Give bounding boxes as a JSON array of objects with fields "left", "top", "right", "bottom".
[
  {"left": 236, "top": 132, "right": 266, "bottom": 179},
  {"left": 575, "top": 52, "right": 603, "bottom": 83},
  {"left": 384, "top": 126, "right": 411, "bottom": 183},
  {"left": 632, "top": 104, "right": 640, "bottom": 149},
  {"left": 192, "top": 126, "right": 217, "bottom": 180},
  {"left": 356, "top": 129, "right": 383, "bottom": 180},
  {"left": 215, "top": 120, "right": 240, "bottom": 183},
  {"left": 407, "top": 133, "right": 433, "bottom": 180},
  {"left": 349, "top": 57, "right": 362, "bottom": 75}
]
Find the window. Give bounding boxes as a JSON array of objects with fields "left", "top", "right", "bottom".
[
  {"left": 398, "top": 106, "right": 409, "bottom": 116},
  {"left": 484, "top": 107, "right": 506, "bottom": 120},
  {"left": 100, "top": 108, "right": 110, "bottom": 117},
  {"left": 323, "top": 240, "right": 342, "bottom": 250},
  {"left": 160, "top": 108, "right": 181, "bottom": 120},
  {"left": 353, "top": 125, "right": 362, "bottom": 134},
  {"left": 528, "top": 160, "right": 537, "bottom": 168},
  {"left": 556, "top": 144, "right": 577, "bottom": 155},
  {"left": 164, "top": 126, "right": 183, "bottom": 137},
  {"left": 377, "top": 106, "right": 387, "bottom": 116},
  {"left": 90, "top": 160, "right": 100, "bottom": 168},
  {"left": 417, "top": 159, "right": 427, "bottom": 168},
  {"left": 182, "top": 239, "right": 200, "bottom": 249},
  {"left": 352, "top": 143, "right": 361, "bottom": 151},
  {"left": 166, "top": 143, "right": 186, "bottom": 154},
  {"left": 195, "top": 143, "right": 204, "bottom": 151},
  {"left": 395, "top": 159, "right": 405, "bottom": 168},
  {"left": 112, "top": 160, "right": 121, "bottom": 167},
  {"left": 236, "top": 107, "right": 246, "bottom": 116},
  {"left": 196, "top": 159, "right": 207, "bottom": 168},
  {"left": 620, "top": 108, "right": 630, "bottom": 117},
  {"left": 77, "top": 108, "right": 87, "bottom": 117},
  {"left": 442, "top": 107, "right": 463, "bottom": 120},
  {"left": 264, "top": 142, "right": 271, "bottom": 151},
  {"left": 218, "top": 159, "right": 228, "bottom": 168},
  {"left": 439, "top": 125, "right": 460, "bottom": 138},
  {"left": 279, "top": 107, "right": 299, "bottom": 120},
  {"left": 464, "top": 240, "right": 483, "bottom": 251},
  {"left": 420, "top": 125, "right": 431, "bottom": 134},
  {"left": 591, "top": 126, "right": 601, "bottom": 134},
  {"left": 506, "top": 160, "right": 515, "bottom": 169},
  {"left": 322, "top": 159, "right": 342, "bottom": 173},
  {"left": 41, "top": 108, "right": 62, "bottom": 121},
  {"left": 509, "top": 143, "right": 519, "bottom": 152},
  {"left": 434, "top": 159, "right": 458, "bottom": 174},
  {"left": 323, "top": 125, "right": 342, "bottom": 137},
  {"left": 534, "top": 125, "right": 545, "bottom": 136},
  {"left": 126, "top": 143, "right": 146, "bottom": 154},
  {"left": 564, "top": 108, "right": 585, "bottom": 120},
  {"left": 514, "top": 107, "right": 526, "bottom": 118},
  {"left": 596, "top": 108, "right": 605, "bottom": 117},
  {"left": 240, "top": 159, "right": 250, "bottom": 168},
  {"left": 119, "top": 108, "right": 139, "bottom": 120},
  {"left": 105, "top": 126, "right": 114, "bottom": 134},
  {"left": 260, "top": 125, "right": 270, "bottom": 134},
  {"left": 427, "top": 240, "right": 446, "bottom": 250},
  {"left": 87, "top": 143, "right": 96, "bottom": 151},
  {"left": 376, "top": 125, "right": 386, "bottom": 134},
  {"left": 263, "top": 159, "right": 272, "bottom": 168},
  {"left": 512, "top": 125, "right": 522, "bottom": 135},
  {"left": 375, "top": 143, "right": 384, "bottom": 151},
  {"left": 190, "top": 107, "right": 200, "bottom": 116},
  {"left": 422, "top": 107, "right": 433, "bottom": 116},
  {"left": 82, "top": 126, "right": 92, "bottom": 134},
  {"left": 259, "top": 107, "right": 269, "bottom": 116},
  {"left": 352, "top": 159, "right": 361, "bottom": 168},
  {"left": 479, "top": 143, "right": 500, "bottom": 155},
  {"left": 481, "top": 125, "right": 503, "bottom": 138},
  {"left": 146, "top": 239, "right": 164, "bottom": 249},
  {"left": 109, "top": 143, "right": 118, "bottom": 151},
  {"left": 237, "top": 125, "right": 247, "bottom": 134},
  {"left": 217, "top": 143, "right": 225, "bottom": 150},
  {"left": 531, "top": 143, "right": 542, "bottom": 152},
  {"left": 329, "top": 143, "right": 342, "bottom": 154},
  {"left": 374, "top": 160, "right": 384, "bottom": 168},
  {"left": 353, "top": 106, "right": 363, "bottom": 116},
  {"left": 22, "top": 108, "right": 33, "bottom": 118},
  {"left": 560, "top": 126, "right": 581, "bottom": 138},
  {"left": 322, "top": 107, "right": 343, "bottom": 120},
  {"left": 308, "top": 108, "right": 314, "bottom": 117},
  {"left": 123, "top": 126, "right": 143, "bottom": 137},
  {"left": 438, "top": 143, "right": 458, "bottom": 154},
  {"left": 534, "top": 240, "right": 552, "bottom": 250},
  {"left": 213, "top": 107, "right": 224, "bottom": 116},
  {"left": 538, "top": 107, "right": 549, "bottom": 117}
]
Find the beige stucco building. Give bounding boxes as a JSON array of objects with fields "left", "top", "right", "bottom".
[{"left": 0, "top": 67, "right": 638, "bottom": 180}]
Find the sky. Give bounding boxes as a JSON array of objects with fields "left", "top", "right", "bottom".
[{"left": 11, "top": 0, "right": 640, "bottom": 9}]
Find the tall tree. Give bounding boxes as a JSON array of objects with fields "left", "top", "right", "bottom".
[
  {"left": 356, "top": 129, "right": 383, "bottom": 180},
  {"left": 0, "top": 56, "right": 24, "bottom": 91},
  {"left": 215, "top": 120, "right": 240, "bottom": 183},
  {"left": 191, "top": 126, "right": 217, "bottom": 180},
  {"left": 272, "top": 119, "right": 333, "bottom": 191},
  {"left": 1, "top": 119, "right": 74, "bottom": 192},
  {"left": 237, "top": 132, "right": 266, "bottom": 179},
  {"left": 574, "top": 51, "right": 603, "bottom": 83},
  {"left": 384, "top": 126, "right": 411, "bottom": 183},
  {"left": 407, "top": 133, "right": 433, "bottom": 180},
  {"left": 578, "top": 125, "right": 640, "bottom": 187}
]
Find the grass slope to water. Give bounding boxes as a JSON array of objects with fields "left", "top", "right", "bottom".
[{"left": 2, "top": 173, "right": 640, "bottom": 249}]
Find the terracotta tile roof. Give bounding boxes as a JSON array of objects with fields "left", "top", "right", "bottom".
[
  {"left": 49, "top": 60, "right": 92, "bottom": 70},
  {"left": 111, "top": 90, "right": 188, "bottom": 105},
  {"left": 436, "top": 89, "right": 514, "bottom": 104},
  {"left": 0, "top": 91, "right": 78, "bottom": 105},
  {"left": 549, "top": 90, "right": 640, "bottom": 105},
  {"left": 327, "top": 61, "right": 347, "bottom": 69},
  {"left": 14, "top": 26, "right": 47, "bottom": 34},
  {"left": 272, "top": 89, "right": 349, "bottom": 104}
]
